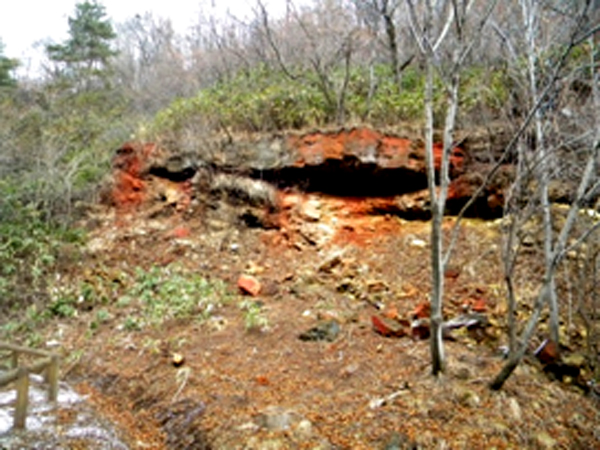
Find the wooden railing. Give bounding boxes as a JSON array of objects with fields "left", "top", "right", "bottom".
[{"left": 0, "top": 342, "right": 60, "bottom": 429}]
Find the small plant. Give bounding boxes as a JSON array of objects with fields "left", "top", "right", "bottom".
[
  {"left": 116, "top": 295, "right": 132, "bottom": 308},
  {"left": 128, "top": 264, "right": 230, "bottom": 326},
  {"left": 239, "top": 300, "right": 269, "bottom": 332},
  {"left": 47, "top": 295, "right": 77, "bottom": 318},
  {"left": 66, "top": 348, "right": 85, "bottom": 370},
  {"left": 0, "top": 320, "right": 19, "bottom": 340},
  {"left": 122, "top": 316, "right": 142, "bottom": 332},
  {"left": 25, "top": 332, "right": 43, "bottom": 348},
  {"left": 90, "top": 308, "right": 111, "bottom": 330},
  {"left": 142, "top": 338, "right": 162, "bottom": 354}
]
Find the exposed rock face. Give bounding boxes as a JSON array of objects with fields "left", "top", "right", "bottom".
[
  {"left": 105, "top": 127, "right": 512, "bottom": 221},
  {"left": 108, "top": 142, "right": 156, "bottom": 210}
]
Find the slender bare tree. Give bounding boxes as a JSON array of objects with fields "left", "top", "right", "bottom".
[
  {"left": 114, "top": 14, "right": 194, "bottom": 114},
  {"left": 491, "top": 0, "right": 600, "bottom": 390},
  {"left": 405, "top": 0, "right": 498, "bottom": 375},
  {"left": 254, "top": 0, "right": 362, "bottom": 124}
]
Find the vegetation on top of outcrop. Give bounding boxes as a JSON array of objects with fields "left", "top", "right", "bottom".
[{"left": 151, "top": 63, "right": 510, "bottom": 139}]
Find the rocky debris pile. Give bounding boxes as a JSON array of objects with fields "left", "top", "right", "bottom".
[{"left": 298, "top": 320, "right": 341, "bottom": 342}]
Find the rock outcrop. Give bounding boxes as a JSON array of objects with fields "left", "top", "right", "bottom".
[{"left": 105, "top": 127, "right": 512, "bottom": 222}]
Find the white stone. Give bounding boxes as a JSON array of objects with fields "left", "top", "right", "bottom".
[{"left": 410, "top": 238, "right": 427, "bottom": 248}]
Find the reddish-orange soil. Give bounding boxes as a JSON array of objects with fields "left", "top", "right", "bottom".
[
  {"left": 32, "top": 128, "right": 599, "bottom": 448},
  {"left": 50, "top": 201, "right": 598, "bottom": 449}
]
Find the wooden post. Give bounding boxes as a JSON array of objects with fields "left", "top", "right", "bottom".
[
  {"left": 0, "top": 342, "right": 61, "bottom": 430},
  {"left": 46, "top": 355, "right": 59, "bottom": 402},
  {"left": 14, "top": 367, "right": 29, "bottom": 429}
]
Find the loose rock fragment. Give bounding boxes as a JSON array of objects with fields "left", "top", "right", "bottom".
[
  {"left": 371, "top": 314, "right": 407, "bottom": 338},
  {"left": 298, "top": 320, "right": 340, "bottom": 342},
  {"left": 172, "top": 353, "right": 185, "bottom": 367},
  {"left": 238, "top": 274, "right": 262, "bottom": 296}
]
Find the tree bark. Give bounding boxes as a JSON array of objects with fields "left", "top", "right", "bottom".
[
  {"left": 416, "top": 0, "right": 446, "bottom": 376},
  {"left": 490, "top": 283, "right": 548, "bottom": 390},
  {"left": 381, "top": 1, "right": 401, "bottom": 87},
  {"left": 521, "top": 0, "right": 561, "bottom": 345}
]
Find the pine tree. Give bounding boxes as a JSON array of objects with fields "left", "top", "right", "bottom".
[
  {"left": 0, "top": 39, "right": 18, "bottom": 89},
  {"left": 46, "top": 0, "right": 117, "bottom": 90}
]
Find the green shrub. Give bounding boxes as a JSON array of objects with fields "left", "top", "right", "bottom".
[
  {"left": 47, "top": 296, "right": 77, "bottom": 318},
  {"left": 130, "top": 265, "right": 230, "bottom": 325},
  {"left": 0, "top": 198, "right": 84, "bottom": 319},
  {"left": 460, "top": 66, "right": 510, "bottom": 112},
  {"left": 151, "top": 63, "right": 506, "bottom": 139},
  {"left": 152, "top": 67, "right": 331, "bottom": 137}
]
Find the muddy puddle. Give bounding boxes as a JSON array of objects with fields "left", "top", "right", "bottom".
[{"left": 0, "top": 374, "right": 128, "bottom": 449}]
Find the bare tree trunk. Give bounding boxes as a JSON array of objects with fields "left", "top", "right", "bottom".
[
  {"left": 412, "top": 0, "right": 445, "bottom": 376},
  {"left": 503, "top": 144, "right": 521, "bottom": 354},
  {"left": 381, "top": 0, "right": 401, "bottom": 87},
  {"left": 336, "top": 36, "right": 353, "bottom": 125},
  {"left": 424, "top": 53, "right": 446, "bottom": 375},
  {"left": 406, "top": 0, "right": 496, "bottom": 375},
  {"left": 502, "top": 138, "right": 531, "bottom": 354},
  {"left": 365, "top": 56, "right": 377, "bottom": 120},
  {"left": 431, "top": 48, "right": 461, "bottom": 375},
  {"left": 490, "top": 282, "right": 549, "bottom": 390},
  {"left": 521, "top": 0, "right": 560, "bottom": 345},
  {"left": 505, "top": 267, "right": 518, "bottom": 353}
]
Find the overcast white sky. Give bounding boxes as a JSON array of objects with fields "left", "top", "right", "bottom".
[{"left": 0, "top": 0, "right": 282, "bottom": 75}]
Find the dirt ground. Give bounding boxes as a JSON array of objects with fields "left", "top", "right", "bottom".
[{"left": 35, "top": 186, "right": 598, "bottom": 450}]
